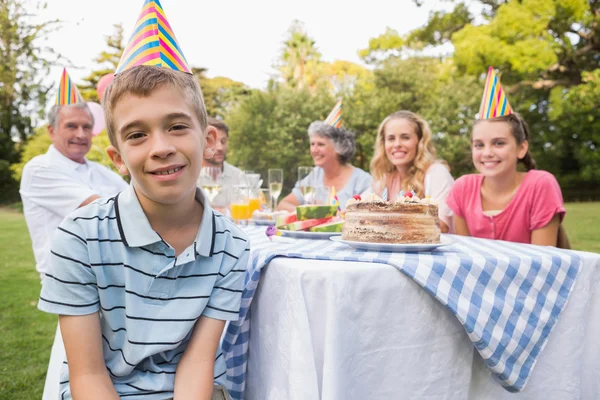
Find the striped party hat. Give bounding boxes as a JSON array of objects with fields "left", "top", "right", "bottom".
[
  {"left": 479, "top": 66, "right": 513, "bottom": 120},
  {"left": 116, "top": 0, "right": 191, "bottom": 74},
  {"left": 324, "top": 99, "right": 343, "bottom": 128},
  {"left": 55, "top": 68, "right": 84, "bottom": 106}
]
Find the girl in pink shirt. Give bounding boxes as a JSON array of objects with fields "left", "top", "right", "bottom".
[{"left": 446, "top": 113, "right": 565, "bottom": 245}]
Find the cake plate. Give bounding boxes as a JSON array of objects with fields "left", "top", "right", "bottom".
[{"left": 330, "top": 235, "right": 454, "bottom": 252}]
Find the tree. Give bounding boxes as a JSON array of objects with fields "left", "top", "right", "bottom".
[
  {"left": 0, "top": 0, "right": 58, "bottom": 203},
  {"left": 344, "top": 57, "right": 481, "bottom": 176},
  {"left": 0, "top": 0, "right": 57, "bottom": 163},
  {"left": 79, "top": 24, "right": 125, "bottom": 102},
  {"left": 196, "top": 72, "right": 252, "bottom": 119},
  {"left": 226, "top": 86, "right": 335, "bottom": 193},
  {"left": 359, "top": 0, "right": 600, "bottom": 197},
  {"left": 320, "top": 60, "right": 374, "bottom": 96},
  {"left": 277, "top": 20, "right": 323, "bottom": 92}
]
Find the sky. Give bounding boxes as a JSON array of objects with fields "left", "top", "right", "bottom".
[{"left": 36, "top": 0, "right": 450, "bottom": 90}]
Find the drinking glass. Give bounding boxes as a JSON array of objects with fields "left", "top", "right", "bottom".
[
  {"left": 313, "top": 185, "right": 332, "bottom": 205},
  {"left": 260, "top": 188, "right": 271, "bottom": 212},
  {"left": 198, "top": 166, "right": 223, "bottom": 203},
  {"left": 268, "top": 169, "right": 283, "bottom": 210},
  {"left": 248, "top": 187, "right": 262, "bottom": 217},
  {"left": 244, "top": 172, "right": 261, "bottom": 188},
  {"left": 298, "top": 166, "right": 314, "bottom": 203},
  {"left": 230, "top": 185, "right": 250, "bottom": 225}
]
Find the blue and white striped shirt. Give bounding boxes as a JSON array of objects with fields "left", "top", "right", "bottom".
[{"left": 38, "top": 185, "right": 248, "bottom": 399}]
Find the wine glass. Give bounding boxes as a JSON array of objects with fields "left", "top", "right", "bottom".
[
  {"left": 268, "top": 169, "right": 283, "bottom": 210},
  {"left": 198, "top": 167, "right": 222, "bottom": 203},
  {"left": 298, "top": 166, "right": 314, "bottom": 204}
]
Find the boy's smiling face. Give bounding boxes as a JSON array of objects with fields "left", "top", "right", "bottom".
[{"left": 107, "top": 84, "right": 215, "bottom": 207}]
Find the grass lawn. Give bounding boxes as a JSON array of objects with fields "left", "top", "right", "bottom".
[
  {"left": 0, "top": 202, "right": 598, "bottom": 398},
  {"left": 562, "top": 202, "right": 600, "bottom": 254},
  {"left": 0, "top": 209, "right": 56, "bottom": 399}
]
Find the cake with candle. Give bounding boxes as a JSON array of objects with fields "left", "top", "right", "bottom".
[{"left": 342, "top": 192, "right": 441, "bottom": 244}]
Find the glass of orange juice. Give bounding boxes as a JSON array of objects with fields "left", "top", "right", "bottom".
[
  {"left": 230, "top": 186, "right": 250, "bottom": 225},
  {"left": 248, "top": 187, "right": 261, "bottom": 218}
]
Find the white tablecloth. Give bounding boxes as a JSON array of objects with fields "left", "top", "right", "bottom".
[{"left": 245, "top": 252, "right": 600, "bottom": 400}]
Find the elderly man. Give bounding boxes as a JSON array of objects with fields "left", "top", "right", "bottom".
[
  {"left": 201, "top": 118, "right": 245, "bottom": 212},
  {"left": 20, "top": 101, "right": 127, "bottom": 281},
  {"left": 19, "top": 69, "right": 127, "bottom": 400}
]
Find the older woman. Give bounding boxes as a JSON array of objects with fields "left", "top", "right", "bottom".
[
  {"left": 277, "top": 121, "right": 372, "bottom": 212},
  {"left": 366, "top": 110, "right": 454, "bottom": 232}
]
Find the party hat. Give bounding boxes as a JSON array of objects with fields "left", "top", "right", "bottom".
[
  {"left": 479, "top": 66, "right": 513, "bottom": 120},
  {"left": 55, "top": 68, "right": 84, "bottom": 106},
  {"left": 116, "top": 0, "right": 191, "bottom": 74},
  {"left": 324, "top": 99, "right": 342, "bottom": 128}
]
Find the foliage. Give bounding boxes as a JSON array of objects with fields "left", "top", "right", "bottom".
[
  {"left": 79, "top": 24, "right": 125, "bottom": 102},
  {"left": 356, "top": 0, "right": 600, "bottom": 189},
  {"left": 0, "top": 0, "right": 57, "bottom": 163},
  {"left": 548, "top": 69, "right": 600, "bottom": 179},
  {"left": 226, "top": 85, "right": 335, "bottom": 192},
  {"left": 196, "top": 73, "right": 253, "bottom": 119},
  {"left": 276, "top": 20, "right": 323, "bottom": 92}
]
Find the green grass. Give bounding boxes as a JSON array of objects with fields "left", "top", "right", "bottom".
[
  {"left": 0, "top": 203, "right": 598, "bottom": 398},
  {"left": 562, "top": 202, "right": 600, "bottom": 253},
  {"left": 0, "top": 209, "right": 57, "bottom": 399}
]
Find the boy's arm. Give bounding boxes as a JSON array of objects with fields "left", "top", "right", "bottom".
[
  {"left": 174, "top": 316, "right": 226, "bottom": 400},
  {"left": 60, "top": 313, "right": 119, "bottom": 399}
]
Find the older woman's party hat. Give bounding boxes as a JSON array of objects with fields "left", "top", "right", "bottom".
[
  {"left": 479, "top": 66, "right": 513, "bottom": 119},
  {"left": 324, "top": 99, "right": 343, "bottom": 128},
  {"left": 55, "top": 68, "right": 84, "bottom": 105},
  {"left": 116, "top": 0, "right": 191, "bottom": 74}
]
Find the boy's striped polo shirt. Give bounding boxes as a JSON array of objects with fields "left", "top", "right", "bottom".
[{"left": 38, "top": 185, "right": 249, "bottom": 399}]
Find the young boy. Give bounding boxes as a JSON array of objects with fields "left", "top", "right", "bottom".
[{"left": 38, "top": 64, "right": 248, "bottom": 399}]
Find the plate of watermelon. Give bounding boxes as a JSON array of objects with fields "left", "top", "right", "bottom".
[{"left": 276, "top": 205, "right": 343, "bottom": 240}]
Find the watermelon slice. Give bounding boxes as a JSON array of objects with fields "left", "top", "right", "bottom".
[
  {"left": 296, "top": 205, "right": 338, "bottom": 221},
  {"left": 308, "top": 220, "right": 344, "bottom": 233},
  {"left": 276, "top": 213, "right": 297, "bottom": 227},
  {"left": 278, "top": 217, "right": 333, "bottom": 231}
]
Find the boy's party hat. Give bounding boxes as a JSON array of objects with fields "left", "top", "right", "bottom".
[
  {"left": 324, "top": 99, "right": 343, "bottom": 128},
  {"left": 55, "top": 68, "right": 84, "bottom": 106},
  {"left": 116, "top": 0, "right": 191, "bottom": 74},
  {"left": 479, "top": 66, "right": 513, "bottom": 120}
]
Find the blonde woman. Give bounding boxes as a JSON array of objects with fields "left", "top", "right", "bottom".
[{"left": 367, "top": 110, "right": 454, "bottom": 232}]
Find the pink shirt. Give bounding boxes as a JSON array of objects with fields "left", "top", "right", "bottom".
[{"left": 446, "top": 170, "right": 565, "bottom": 244}]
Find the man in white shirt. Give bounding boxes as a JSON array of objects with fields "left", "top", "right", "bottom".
[
  {"left": 21, "top": 100, "right": 128, "bottom": 400},
  {"left": 201, "top": 118, "right": 245, "bottom": 212},
  {"left": 20, "top": 102, "right": 128, "bottom": 280}
]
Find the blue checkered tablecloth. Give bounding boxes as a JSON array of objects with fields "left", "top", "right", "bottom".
[{"left": 221, "top": 227, "right": 581, "bottom": 400}]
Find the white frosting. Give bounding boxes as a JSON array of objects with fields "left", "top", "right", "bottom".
[
  {"left": 345, "top": 197, "right": 359, "bottom": 208},
  {"left": 364, "top": 193, "right": 383, "bottom": 202}
]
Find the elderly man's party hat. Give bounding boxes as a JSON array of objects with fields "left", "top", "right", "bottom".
[
  {"left": 116, "top": 0, "right": 191, "bottom": 74},
  {"left": 324, "top": 99, "right": 343, "bottom": 128},
  {"left": 55, "top": 68, "right": 84, "bottom": 106},
  {"left": 479, "top": 66, "right": 513, "bottom": 120}
]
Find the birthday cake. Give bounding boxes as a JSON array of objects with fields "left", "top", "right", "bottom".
[{"left": 342, "top": 193, "right": 440, "bottom": 244}]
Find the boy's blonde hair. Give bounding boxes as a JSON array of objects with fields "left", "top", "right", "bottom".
[
  {"left": 102, "top": 65, "right": 208, "bottom": 147},
  {"left": 370, "top": 110, "right": 441, "bottom": 198}
]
